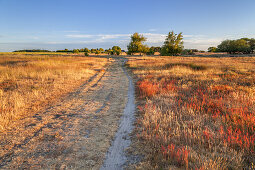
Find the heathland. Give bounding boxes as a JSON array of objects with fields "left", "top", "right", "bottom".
[
  {"left": 126, "top": 56, "right": 255, "bottom": 169},
  {"left": 0, "top": 53, "right": 254, "bottom": 169},
  {"left": 0, "top": 54, "right": 108, "bottom": 130}
]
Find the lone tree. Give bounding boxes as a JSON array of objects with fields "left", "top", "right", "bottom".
[
  {"left": 111, "top": 46, "right": 122, "bottom": 55},
  {"left": 127, "top": 33, "right": 148, "bottom": 55},
  {"left": 161, "top": 31, "right": 184, "bottom": 56}
]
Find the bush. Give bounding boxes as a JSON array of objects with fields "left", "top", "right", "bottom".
[
  {"left": 182, "top": 49, "right": 195, "bottom": 55},
  {"left": 112, "top": 46, "right": 122, "bottom": 55}
]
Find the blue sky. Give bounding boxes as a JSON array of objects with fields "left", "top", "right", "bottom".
[{"left": 0, "top": 0, "right": 255, "bottom": 51}]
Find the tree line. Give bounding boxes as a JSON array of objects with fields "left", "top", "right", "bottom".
[
  {"left": 14, "top": 47, "right": 123, "bottom": 56},
  {"left": 13, "top": 49, "right": 52, "bottom": 52},
  {"left": 56, "top": 47, "right": 122, "bottom": 55},
  {"left": 13, "top": 31, "right": 186, "bottom": 56},
  {"left": 13, "top": 33, "right": 255, "bottom": 56},
  {"left": 208, "top": 38, "right": 255, "bottom": 54}
]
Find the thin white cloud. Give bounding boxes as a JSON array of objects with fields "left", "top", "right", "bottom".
[
  {"left": 148, "top": 28, "right": 157, "bottom": 32},
  {"left": 142, "top": 33, "right": 166, "bottom": 43},
  {"left": 66, "top": 34, "right": 132, "bottom": 39},
  {"left": 184, "top": 38, "right": 223, "bottom": 44},
  {"left": 97, "top": 34, "right": 131, "bottom": 40},
  {"left": 66, "top": 34, "right": 94, "bottom": 38},
  {"left": 32, "top": 36, "right": 39, "bottom": 40},
  {"left": 61, "top": 30, "right": 80, "bottom": 33},
  {"left": 66, "top": 33, "right": 166, "bottom": 43},
  {"left": 183, "top": 34, "right": 195, "bottom": 38},
  {"left": 184, "top": 36, "right": 224, "bottom": 50},
  {"left": 46, "top": 39, "right": 109, "bottom": 45}
]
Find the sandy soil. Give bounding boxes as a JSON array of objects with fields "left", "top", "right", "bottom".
[
  {"left": 101, "top": 61, "right": 136, "bottom": 170},
  {"left": 0, "top": 58, "right": 131, "bottom": 169}
]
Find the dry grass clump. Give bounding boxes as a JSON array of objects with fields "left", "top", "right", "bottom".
[
  {"left": 127, "top": 56, "right": 255, "bottom": 169},
  {"left": 0, "top": 54, "right": 108, "bottom": 130}
]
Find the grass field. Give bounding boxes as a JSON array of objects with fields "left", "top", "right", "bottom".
[
  {"left": 0, "top": 54, "right": 108, "bottom": 131},
  {"left": 126, "top": 56, "right": 255, "bottom": 169}
]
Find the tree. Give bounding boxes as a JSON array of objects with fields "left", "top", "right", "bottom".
[
  {"left": 217, "top": 39, "right": 250, "bottom": 54},
  {"left": 99, "top": 48, "right": 104, "bottom": 52},
  {"left": 249, "top": 38, "right": 255, "bottom": 53},
  {"left": 141, "top": 45, "right": 149, "bottom": 54},
  {"left": 217, "top": 40, "right": 231, "bottom": 53},
  {"left": 84, "top": 48, "right": 90, "bottom": 53},
  {"left": 147, "top": 46, "right": 162, "bottom": 55},
  {"left": 182, "top": 49, "right": 195, "bottom": 55},
  {"left": 152, "top": 46, "right": 161, "bottom": 52},
  {"left": 84, "top": 52, "right": 89, "bottom": 56},
  {"left": 127, "top": 33, "right": 147, "bottom": 55},
  {"left": 208, "top": 47, "right": 217, "bottom": 52},
  {"left": 95, "top": 50, "right": 100, "bottom": 55},
  {"left": 233, "top": 39, "right": 250, "bottom": 53},
  {"left": 147, "top": 47, "right": 155, "bottom": 55},
  {"left": 105, "top": 48, "right": 111, "bottom": 55},
  {"left": 91, "top": 48, "right": 97, "bottom": 53},
  {"left": 241, "top": 38, "right": 255, "bottom": 53},
  {"left": 161, "top": 31, "right": 184, "bottom": 56},
  {"left": 73, "top": 49, "right": 80, "bottom": 53},
  {"left": 112, "top": 46, "right": 122, "bottom": 55}
]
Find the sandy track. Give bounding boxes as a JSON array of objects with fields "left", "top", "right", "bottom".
[
  {"left": 101, "top": 61, "right": 135, "bottom": 170},
  {"left": 0, "top": 59, "right": 131, "bottom": 169}
]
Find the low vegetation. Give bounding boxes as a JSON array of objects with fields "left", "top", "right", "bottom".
[
  {"left": 127, "top": 56, "right": 255, "bottom": 169},
  {"left": 0, "top": 54, "right": 108, "bottom": 131}
]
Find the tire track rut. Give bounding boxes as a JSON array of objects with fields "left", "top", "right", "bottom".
[{"left": 0, "top": 59, "right": 130, "bottom": 169}]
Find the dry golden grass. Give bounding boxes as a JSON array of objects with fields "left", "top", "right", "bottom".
[
  {"left": 0, "top": 54, "right": 108, "bottom": 131},
  {"left": 127, "top": 56, "right": 255, "bottom": 169}
]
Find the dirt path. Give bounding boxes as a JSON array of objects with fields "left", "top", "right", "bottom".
[
  {"left": 0, "top": 58, "right": 134, "bottom": 169},
  {"left": 101, "top": 61, "right": 135, "bottom": 170}
]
